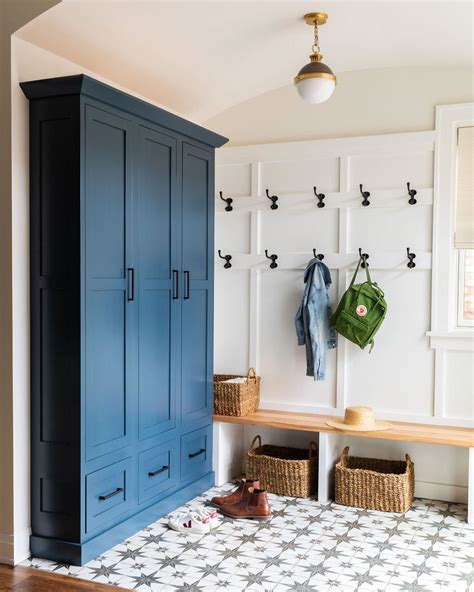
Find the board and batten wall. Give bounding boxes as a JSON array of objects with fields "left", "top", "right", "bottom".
[{"left": 213, "top": 130, "right": 472, "bottom": 503}]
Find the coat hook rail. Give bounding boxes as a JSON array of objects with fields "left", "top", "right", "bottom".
[
  {"left": 358, "top": 248, "right": 369, "bottom": 268},
  {"left": 359, "top": 184, "right": 370, "bottom": 207},
  {"left": 264, "top": 249, "right": 278, "bottom": 269},
  {"left": 313, "top": 249, "right": 325, "bottom": 261},
  {"left": 265, "top": 189, "right": 279, "bottom": 210},
  {"left": 217, "top": 250, "right": 232, "bottom": 269},
  {"left": 313, "top": 187, "right": 325, "bottom": 208},
  {"left": 219, "top": 191, "right": 233, "bottom": 212},
  {"left": 407, "top": 247, "right": 416, "bottom": 269},
  {"left": 407, "top": 182, "right": 417, "bottom": 205}
]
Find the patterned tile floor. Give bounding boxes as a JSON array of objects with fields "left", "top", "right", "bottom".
[{"left": 22, "top": 482, "right": 473, "bottom": 591}]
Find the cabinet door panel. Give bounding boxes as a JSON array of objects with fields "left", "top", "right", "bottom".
[
  {"left": 181, "top": 290, "right": 210, "bottom": 420},
  {"left": 85, "top": 108, "right": 126, "bottom": 279},
  {"left": 87, "top": 291, "right": 126, "bottom": 448},
  {"left": 137, "top": 126, "right": 178, "bottom": 440},
  {"left": 181, "top": 143, "right": 214, "bottom": 423},
  {"left": 182, "top": 144, "right": 211, "bottom": 281},
  {"left": 85, "top": 105, "right": 134, "bottom": 460}
]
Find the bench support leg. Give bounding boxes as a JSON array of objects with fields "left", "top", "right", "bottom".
[
  {"left": 213, "top": 422, "right": 244, "bottom": 486},
  {"left": 318, "top": 432, "right": 345, "bottom": 503},
  {"left": 468, "top": 447, "right": 474, "bottom": 525}
]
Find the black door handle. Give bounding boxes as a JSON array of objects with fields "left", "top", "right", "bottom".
[
  {"left": 99, "top": 487, "right": 124, "bottom": 501},
  {"left": 148, "top": 465, "right": 169, "bottom": 477},
  {"left": 188, "top": 448, "right": 205, "bottom": 459},
  {"left": 127, "top": 268, "right": 135, "bottom": 301},
  {"left": 172, "top": 270, "right": 179, "bottom": 299},
  {"left": 184, "top": 270, "right": 190, "bottom": 300}
]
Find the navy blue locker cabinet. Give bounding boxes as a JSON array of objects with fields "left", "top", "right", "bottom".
[{"left": 22, "top": 75, "right": 227, "bottom": 566}]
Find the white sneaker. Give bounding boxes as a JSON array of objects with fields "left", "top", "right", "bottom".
[
  {"left": 197, "top": 507, "right": 219, "bottom": 529},
  {"left": 168, "top": 511, "right": 210, "bottom": 534}
]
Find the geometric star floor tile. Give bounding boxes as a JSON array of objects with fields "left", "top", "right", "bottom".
[{"left": 21, "top": 482, "right": 474, "bottom": 591}]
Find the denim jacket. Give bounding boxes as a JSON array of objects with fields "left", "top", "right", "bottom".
[{"left": 295, "top": 258, "right": 337, "bottom": 380}]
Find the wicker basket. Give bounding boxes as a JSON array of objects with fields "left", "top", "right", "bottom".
[
  {"left": 335, "top": 446, "right": 415, "bottom": 513},
  {"left": 213, "top": 368, "right": 260, "bottom": 417},
  {"left": 246, "top": 435, "right": 318, "bottom": 497}
]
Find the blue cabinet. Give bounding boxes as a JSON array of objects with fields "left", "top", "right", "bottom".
[{"left": 22, "top": 75, "right": 227, "bottom": 566}]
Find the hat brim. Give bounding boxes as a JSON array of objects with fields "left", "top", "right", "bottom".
[{"left": 326, "top": 419, "right": 393, "bottom": 432}]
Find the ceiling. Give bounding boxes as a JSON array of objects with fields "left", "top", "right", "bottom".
[{"left": 15, "top": 0, "right": 473, "bottom": 121}]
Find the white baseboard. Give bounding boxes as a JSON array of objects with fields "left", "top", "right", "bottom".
[
  {"left": 415, "top": 480, "right": 468, "bottom": 504},
  {"left": 0, "top": 528, "right": 31, "bottom": 566}
]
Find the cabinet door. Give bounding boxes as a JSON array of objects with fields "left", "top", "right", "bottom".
[
  {"left": 136, "top": 125, "right": 179, "bottom": 440},
  {"left": 181, "top": 143, "right": 214, "bottom": 423},
  {"left": 84, "top": 104, "right": 136, "bottom": 460}
]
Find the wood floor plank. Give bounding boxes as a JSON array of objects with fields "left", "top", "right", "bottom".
[{"left": 0, "top": 565, "right": 127, "bottom": 591}]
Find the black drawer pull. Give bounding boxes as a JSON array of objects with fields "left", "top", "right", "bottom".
[
  {"left": 188, "top": 448, "right": 206, "bottom": 459},
  {"left": 99, "top": 487, "right": 124, "bottom": 501},
  {"left": 148, "top": 465, "right": 169, "bottom": 477}
]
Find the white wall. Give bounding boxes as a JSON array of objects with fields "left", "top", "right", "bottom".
[
  {"left": 206, "top": 67, "right": 474, "bottom": 146},
  {"left": 213, "top": 129, "right": 472, "bottom": 503},
  {"left": 0, "top": 0, "right": 61, "bottom": 566}
]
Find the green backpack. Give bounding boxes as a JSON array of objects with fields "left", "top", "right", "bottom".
[{"left": 331, "top": 257, "right": 387, "bottom": 351}]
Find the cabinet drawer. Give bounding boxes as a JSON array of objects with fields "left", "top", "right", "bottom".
[
  {"left": 85, "top": 458, "right": 132, "bottom": 534},
  {"left": 138, "top": 442, "right": 177, "bottom": 505},
  {"left": 181, "top": 425, "right": 212, "bottom": 482}
]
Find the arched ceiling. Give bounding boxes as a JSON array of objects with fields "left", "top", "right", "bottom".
[{"left": 15, "top": 0, "right": 473, "bottom": 121}]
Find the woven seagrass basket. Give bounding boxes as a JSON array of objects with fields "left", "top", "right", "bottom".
[
  {"left": 335, "top": 446, "right": 415, "bottom": 513},
  {"left": 213, "top": 368, "right": 260, "bottom": 417},
  {"left": 246, "top": 435, "right": 318, "bottom": 497}
]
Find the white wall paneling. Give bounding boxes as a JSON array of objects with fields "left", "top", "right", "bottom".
[
  {"left": 214, "top": 131, "right": 461, "bottom": 423},
  {"left": 214, "top": 129, "right": 472, "bottom": 504}
]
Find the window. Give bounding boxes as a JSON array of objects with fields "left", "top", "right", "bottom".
[
  {"left": 455, "top": 126, "right": 473, "bottom": 327},
  {"left": 458, "top": 250, "right": 474, "bottom": 326}
]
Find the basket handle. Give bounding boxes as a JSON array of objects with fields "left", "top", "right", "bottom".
[
  {"left": 247, "top": 368, "right": 257, "bottom": 381},
  {"left": 405, "top": 454, "right": 413, "bottom": 470},
  {"left": 309, "top": 441, "right": 318, "bottom": 458},
  {"left": 250, "top": 435, "right": 262, "bottom": 450},
  {"left": 340, "top": 446, "right": 350, "bottom": 465}
]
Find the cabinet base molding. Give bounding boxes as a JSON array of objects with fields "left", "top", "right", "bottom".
[{"left": 30, "top": 472, "right": 215, "bottom": 566}]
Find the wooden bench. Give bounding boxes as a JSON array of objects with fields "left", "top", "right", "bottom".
[{"left": 213, "top": 409, "right": 474, "bottom": 522}]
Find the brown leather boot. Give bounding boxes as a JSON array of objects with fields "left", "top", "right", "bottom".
[
  {"left": 210, "top": 479, "right": 260, "bottom": 508},
  {"left": 219, "top": 487, "right": 272, "bottom": 520}
]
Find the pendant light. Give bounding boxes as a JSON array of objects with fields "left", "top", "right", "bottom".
[{"left": 294, "top": 12, "right": 336, "bottom": 104}]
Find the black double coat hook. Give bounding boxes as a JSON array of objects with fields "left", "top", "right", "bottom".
[
  {"left": 359, "top": 184, "right": 370, "bottom": 207},
  {"left": 358, "top": 248, "right": 369, "bottom": 268},
  {"left": 313, "top": 249, "right": 324, "bottom": 261},
  {"left": 313, "top": 187, "right": 325, "bottom": 208},
  {"left": 265, "top": 189, "right": 279, "bottom": 210},
  {"left": 264, "top": 250, "right": 278, "bottom": 269},
  {"left": 217, "top": 250, "right": 232, "bottom": 269},
  {"left": 219, "top": 191, "right": 233, "bottom": 212},
  {"left": 407, "top": 182, "right": 417, "bottom": 205},
  {"left": 406, "top": 247, "right": 416, "bottom": 268}
]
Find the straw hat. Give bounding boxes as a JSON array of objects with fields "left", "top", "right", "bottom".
[{"left": 326, "top": 406, "right": 392, "bottom": 432}]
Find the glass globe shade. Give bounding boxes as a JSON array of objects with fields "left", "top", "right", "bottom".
[{"left": 295, "top": 76, "right": 335, "bottom": 104}]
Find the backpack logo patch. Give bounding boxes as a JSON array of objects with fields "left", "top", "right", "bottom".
[{"left": 356, "top": 305, "right": 368, "bottom": 317}]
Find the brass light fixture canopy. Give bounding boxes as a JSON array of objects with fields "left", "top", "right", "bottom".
[
  {"left": 304, "top": 12, "right": 328, "bottom": 26},
  {"left": 294, "top": 11, "right": 336, "bottom": 103}
]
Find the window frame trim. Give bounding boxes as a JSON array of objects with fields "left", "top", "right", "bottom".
[{"left": 429, "top": 103, "right": 474, "bottom": 349}]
